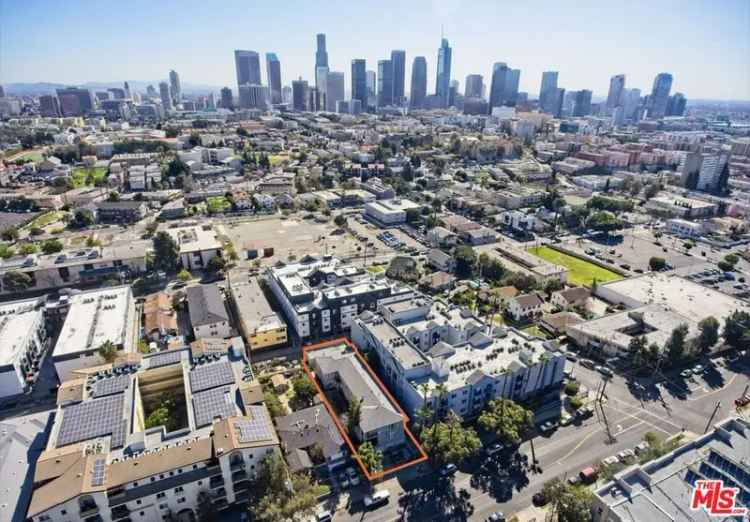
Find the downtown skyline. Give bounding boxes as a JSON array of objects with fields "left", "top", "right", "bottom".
[{"left": 2, "top": 0, "right": 749, "bottom": 101}]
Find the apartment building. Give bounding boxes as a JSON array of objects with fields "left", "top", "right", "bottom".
[
  {"left": 26, "top": 346, "right": 279, "bottom": 522},
  {"left": 350, "top": 296, "right": 566, "bottom": 421},
  {"left": 227, "top": 270, "right": 287, "bottom": 351},
  {"left": 186, "top": 284, "right": 232, "bottom": 340},
  {"left": 51, "top": 286, "right": 137, "bottom": 383},
  {"left": 0, "top": 242, "right": 149, "bottom": 296},
  {"left": 0, "top": 297, "right": 50, "bottom": 397},
  {"left": 266, "top": 256, "right": 413, "bottom": 341},
  {"left": 165, "top": 224, "right": 223, "bottom": 271},
  {"left": 363, "top": 198, "right": 420, "bottom": 225},
  {"left": 95, "top": 201, "right": 148, "bottom": 224}
]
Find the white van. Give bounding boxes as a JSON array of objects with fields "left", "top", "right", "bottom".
[{"left": 363, "top": 489, "right": 390, "bottom": 508}]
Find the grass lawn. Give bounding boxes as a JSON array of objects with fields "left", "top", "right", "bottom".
[
  {"left": 366, "top": 265, "right": 386, "bottom": 274},
  {"left": 521, "top": 325, "right": 550, "bottom": 339},
  {"left": 528, "top": 245, "right": 623, "bottom": 287},
  {"left": 71, "top": 167, "right": 108, "bottom": 187},
  {"left": 206, "top": 196, "right": 231, "bottom": 214},
  {"left": 24, "top": 210, "right": 66, "bottom": 229}
]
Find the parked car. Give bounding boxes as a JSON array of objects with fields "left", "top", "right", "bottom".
[
  {"left": 486, "top": 442, "right": 504, "bottom": 456},
  {"left": 581, "top": 359, "right": 596, "bottom": 370},
  {"left": 364, "top": 489, "right": 390, "bottom": 508},
  {"left": 487, "top": 512, "right": 506, "bottom": 522},
  {"left": 439, "top": 463, "right": 458, "bottom": 477},
  {"left": 346, "top": 467, "right": 360, "bottom": 486},
  {"left": 316, "top": 511, "right": 333, "bottom": 522},
  {"left": 539, "top": 420, "right": 559, "bottom": 434},
  {"left": 602, "top": 455, "right": 620, "bottom": 467},
  {"left": 617, "top": 449, "right": 636, "bottom": 462},
  {"left": 634, "top": 441, "right": 650, "bottom": 455},
  {"left": 680, "top": 369, "right": 693, "bottom": 378},
  {"left": 579, "top": 466, "right": 598, "bottom": 484}
]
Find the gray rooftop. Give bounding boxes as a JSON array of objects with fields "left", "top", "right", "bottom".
[{"left": 187, "top": 284, "right": 229, "bottom": 327}]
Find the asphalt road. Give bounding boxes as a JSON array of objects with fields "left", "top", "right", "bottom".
[{"left": 331, "top": 354, "right": 750, "bottom": 522}]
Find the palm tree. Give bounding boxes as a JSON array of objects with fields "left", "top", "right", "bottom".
[
  {"left": 98, "top": 340, "right": 118, "bottom": 363},
  {"left": 433, "top": 383, "right": 448, "bottom": 425}
]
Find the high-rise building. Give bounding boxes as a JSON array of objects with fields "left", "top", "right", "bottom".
[
  {"left": 623, "top": 88, "right": 641, "bottom": 121},
  {"left": 488, "top": 62, "right": 509, "bottom": 113},
  {"left": 206, "top": 92, "right": 216, "bottom": 110},
  {"left": 573, "top": 89, "right": 592, "bottom": 117},
  {"left": 607, "top": 74, "right": 626, "bottom": 109},
  {"left": 648, "top": 72, "right": 673, "bottom": 119},
  {"left": 315, "top": 34, "right": 328, "bottom": 70},
  {"left": 366, "top": 70, "right": 376, "bottom": 109},
  {"left": 539, "top": 71, "right": 558, "bottom": 113},
  {"left": 169, "top": 70, "right": 181, "bottom": 104},
  {"left": 391, "top": 50, "right": 406, "bottom": 106},
  {"left": 552, "top": 87, "right": 565, "bottom": 118},
  {"left": 465, "top": 74, "right": 483, "bottom": 98},
  {"left": 234, "top": 50, "right": 262, "bottom": 87},
  {"left": 448, "top": 79, "right": 459, "bottom": 107},
  {"left": 505, "top": 69, "right": 521, "bottom": 105},
  {"left": 435, "top": 38, "right": 452, "bottom": 108},
  {"left": 95, "top": 91, "right": 109, "bottom": 102},
  {"left": 292, "top": 79, "right": 308, "bottom": 111},
  {"left": 39, "top": 95, "right": 61, "bottom": 117},
  {"left": 377, "top": 60, "right": 393, "bottom": 107},
  {"left": 315, "top": 66, "right": 329, "bottom": 111},
  {"left": 108, "top": 88, "right": 126, "bottom": 99},
  {"left": 146, "top": 85, "right": 157, "bottom": 97},
  {"left": 681, "top": 151, "right": 729, "bottom": 193},
  {"left": 220, "top": 87, "right": 233, "bottom": 109},
  {"left": 282, "top": 86, "right": 292, "bottom": 105},
  {"left": 409, "top": 56, "right": 427, "bottom": 110},
  {"left": 0, "top": 85, "right": 4, "bottom": 98},
  {"left": 239, "top": 84, "right": 268, "bottom": 110},
  {"left": 666, "top": 92, "right": 687, "bottom": 116},
  {"left": 326, "top": 71, "right": 345, "bottom": 112},
  {"left": 266, "top": 53, "right": 282, "bottom": 105},
  {"left": 159, "top": 82, "right": 173, "bottom": 112},
  {"left": 351, "top": 59, "right": 367, "bottom": 109},
  {"left": 55, "top": 87, "right": 95, "bottom": 116}
]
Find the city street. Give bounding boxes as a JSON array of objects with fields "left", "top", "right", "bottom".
[{"left": 331, "top": 354, "right": 750, "bottom": 521}]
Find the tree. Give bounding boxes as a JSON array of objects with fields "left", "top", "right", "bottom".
[
  {"left": 453, "top": 245, "right": 477, "bottom": 278},
  {"left": 347, "top": 398, "right": 362, "bottom": 435},
  {"left": 386, "top": 256, "right": 419, "bottom": 282},
  {"left": 71, "top": 208, "right": 95, "bottom": 228},
  {"left": 357, "top": 441, "right": 383, "bottom": 473},
  {"left": 1, "top": 228, "right": 19, "bottom": 241},
  {"left": 291, "top": 374, "right": 317, "bottom": 408},
  {"left": 196, "top": 490, "right": 219, "bottom": 522},
  {"left": 152, "top": 232, "right": 179, "bottom": 272},
  {"left": 588, "top": 211, "right": 623, "bottom": 235},
  {"left": 263, "top": 392, "right": 288, "bottom": 419},
  {"left": 166, "top": 157, "right": 189, "bottom": 178},
  {"left": 542, "top": 478, "right": 594, "bottom": 522},
  {"left": 478, "top": 399, "right": 533, "bottom": 445},
  {"left": 649, "top": 256, "right": 666, "bottom": 271},
  {"left": 177, "top": 269, "right": 192, "bottom": 282},
  {"left": 697, "top": 316, "right": 720, "bottom": 354},
  {"left": 628, "top": 336, "right": 648, "bottom": 363},
  {"left": 206, "top": 255, "right": 226, "bottom": 274},
  {"left": 333, "top": 214, "right": 347, "bottom": 227},
  {"left": 98, "top": 340, "right": 118, "bottom": 363},
  {"left": 478, "top": 253, "right": 505, "bottom": 283},
  {"left": 2, "top": 270, "right": 32, "bottom": 292},
  {"left": 41, "top": 239, "right": 63, "bottom": 254},
  {"left": 249, "top": 453, "right": 327, "bottom": 522},
  {"left": 107, "top": 191, "right": 121, "bottom": 202},
  {"left": 19, "top": 243, "right": 38, "bottom": 255},
  {"left": 421, "top": 412, "right": 481, "bottom": 465},
  {"left": 644, "top": 182, "right": 661, "bottom": 200},
  {"left": 665, "top": 323, "right": 689, "bottom": 361},
  {"left": 719, "top": 253, "right": 740, "bottom": 272},
  {"left": 723, "top": 311, "right": 750, "bottom": 350}
]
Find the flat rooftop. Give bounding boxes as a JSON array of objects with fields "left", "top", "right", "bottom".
[
  {"left": 0, "top": 297, "right": 45, "bottom": 366},
  {"left": 166, "top": 224, "right": 221, "bottom": 254},
  {"left": 599, "top": 273, "right": 750, "bottom": 323},
  {"left": 228, "top": 271, "right": 284, "bottom": 332},
  {"left": 53, "top": 286, "right": 135, "bottom": 357}
]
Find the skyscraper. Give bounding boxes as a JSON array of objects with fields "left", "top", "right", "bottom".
[
  {"left": 667, "top": 92, "right": 687, "bottom": 116},
  {"left": 146, "top": 85, "right": 157, "bottom": 97},
  {"left": 56, "top": 87, "right": 95, "bottom": 116},
  {"left": 326, "top": 71, "right": 345, "bottom": 112},
  {"left": 377, "top": 60, "right": 393, "bottom": 107},
  {"left": 390, "top": 50, "right": 406, "bottom": 106},
  {"left": 409, "top": 57, "right": 427, "bottom": 109},
  {"left": 648, "top": 72, "right": 673, "bottom": 119},
  {"left": 169, "top": 70, "right": 181, "bottom": 104},
  {"left": 220, "top": 87, "right": 233, "bottom": 109},
  {"left": 505, "top": 69, "right": 521, "bottom": 105},
  {"left": 315, "top": 34, "right": 328, "bottom": 70},
  {"left": 552, "top": 88, "right": 565, "bottom": 118},
  {"left": 465, "top": 74, "right": 483, "bottom": 98},
  {"left": 539, "top": 71, "right": 558, "bottom": 113},
  {"left": 159, "top": 82, "right": 173, "bottom": 112},
  {"left": 351, "top": 59, "right": 367, "bottom": 109},
  {"left": 435, "top": 38, "right": 452, "bottom": 108},
  {"left": 623, "top": 88, "right": 641, "bottom": 121},
  {"left": 573, "top": 89, "right": 592, "bottom": 116},
  {"left": 488, "top": 62, "right": 509, "bottom": 113},
  {"left": 292, "top": 79, "right": 308, "bottom": 111},
  {"left": 234, "top": 50, "right": 262, "bottom": 87},
  {"left": 39, "top": 95, "right": 61, "bottom": 117},
  {"left": 366, "top": 70, "right": 376, "bottom": 109},
  {"left": 266, "top": 53, "right": 282, "bottom": 105},
  {"left": 607, "top": 74, "right": 626, "bottom": 109},
  {"left": 123, "top": 81, "right": 131, "bottom": 99},
  {"left": 239, "top": 85, "right": 268, "bottom": 110}
]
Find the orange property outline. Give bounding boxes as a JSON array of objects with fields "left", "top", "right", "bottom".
[{"left": 301, "top": 337, "right": 429, "bottom": 481}]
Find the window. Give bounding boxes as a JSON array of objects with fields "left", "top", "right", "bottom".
[
  {"left": 156, "top": 492, "right": 166, "bottom": 499},
  {"left": 61, "top": 511, "right": 67, "bottom": 516},
  {"left": 174, "top": 487, "right": 184, "bottom": 493},
  {"left": 136, "top": 500, "right": 142, "bottom": 505},
  {"left": 159, "top": 503, "right": 168, "bottom": 510},
  {"left": 177, "top": 497, "right": 186, "bottom": 504},
  {"left": 140, "top": 512, "right": 145, "bottom": 517}
]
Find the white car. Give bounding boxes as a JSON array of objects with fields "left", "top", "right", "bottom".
[
  {"left": 602, "top": 455, "right": 620, "bottom": 467},
  {"left": 364, "top": 489, "right": 390, "bottom": 508}
]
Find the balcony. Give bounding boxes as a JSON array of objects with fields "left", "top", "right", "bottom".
[
  {"left": 209, "top": 476, "right": 225, "bottom": 489},
  {"left": 230, "top": 460, "right": 245, "bottom": 471},
  {"left": 232, "top": 469, "right": 248, "bottom": 482},
  {"left": 234, "top": 489, "right": 250, "bottom": 504},
  {"left": 211, "top": 487, "right": 227, "bottom": 500},
  {"left": 110, "top": 505, "right": 130, "bottom": 520},
  {"left": 80, "top": 505, "right": 100, "bottom": 518},
  {"left": 233, "top": 479, "right": 251, "bottom": 492}
]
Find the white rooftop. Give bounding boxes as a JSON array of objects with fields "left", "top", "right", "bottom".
[{"left": 0, "top": 298, "right": 45, "bottom": 366}]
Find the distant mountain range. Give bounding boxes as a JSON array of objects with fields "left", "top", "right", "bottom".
[{"left": 4, "top": 81, "right": 224, "bottom": 96}]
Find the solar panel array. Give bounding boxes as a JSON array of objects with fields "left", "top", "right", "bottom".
[
  {"left": 90, "top": 374, "right": 130, "bottom": 398},
  {"left": 57, "top": 395, "right": 125, "bottom": 447},
  {"left": 91, "top": 458, "right": 106, "bottom": 487},
  {"left": 236, "top": 406, "right": 275, "bottom": 443},
  {"left": 192, "top": 386, "right": 236, "bottom": 427},
  {"left": 189, "top": 361, "right": 234, "bottom": 393},
  {"left": 147, "top": 350, "right": 183, "bottom": 369}
]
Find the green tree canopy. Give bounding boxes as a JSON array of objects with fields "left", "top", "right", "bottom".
[
  {"left": 98, "top": 340, "right": 118, "bottom": 363},
  {"left": 357, "top": 441, "right": 383, "bottom": 474},
  {"left": 723, "top": 310, "right": 750, "bottom": 350},
  {"left": 421, "top": 412, "right": 481, "bottom": 465},
  {"left": 2, "top": 270, "right": 32, "bottom": 292},
  {"left": 453, "top": 245, "right": 477, "bottom": 278},
  {"left": 478, "top": 399, "right": 533, "bottom": 445},
  {"left": 697, "top": 316, "right": 720, "bottom": 353},
  {"left": 291, "top": 374, "right": 317, "bottom": 407},
  {"left": 40, "top": 239, "right": 64, "bottom": 254},
  {"left": 649, "top": 257, "right": 666, "bottom": 271},
  {"left": 665, "top": 323, "right": 689, "bottom": 361},
  {"left": 152, "top": 231, "right": 179, "bottom": 272}
]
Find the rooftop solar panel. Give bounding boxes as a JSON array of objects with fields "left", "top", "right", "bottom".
[
  {"left": 192, "top": 385, "right": 236, "bottom": 427},
  {"left": 91, "top": 458, "right": 106, "bottom": 486},
  {"left": 90, "top": 374, "right": 130, "bottom": 398},
  {"left": 189, "top": 361, "right": 234, "bottom": 393},
  {"left": 147, "top": 350, "right": 183, "bottom": 369},
  {"left": 57, "top": 395, "right": 125, "bottom": 447},
  {"left": 236, "top": 406, "right": 275, "bottom": 443}
]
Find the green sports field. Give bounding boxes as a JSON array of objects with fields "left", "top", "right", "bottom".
[{"left": 528, "top": 245, "right": 623, "bottom": 287}]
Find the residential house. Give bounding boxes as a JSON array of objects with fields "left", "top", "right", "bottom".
[
  {"left": 186, "top": 284, "right": 232, "bottom": 339},
  {"left": 507, "top": 293, "right": 544, "bottom": 322},
  {"left": 551, "top": 287, "right": 590, "bottom": 310},
  {"left": 427, "top": 249, "right": 456, "bottom": 273},
  {"left": 276, "top": 405, "right": 348, "bottom": 472}
]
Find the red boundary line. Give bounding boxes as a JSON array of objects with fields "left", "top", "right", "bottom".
[{"left": 301, "top": 337, "right": 428, "bottom": 481}]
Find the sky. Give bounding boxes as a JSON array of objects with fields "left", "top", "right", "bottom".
[{"left": 2, "top": 0, "right": 750, "bottom": 101}]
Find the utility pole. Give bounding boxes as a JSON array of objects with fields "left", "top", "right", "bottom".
[
  {"left": 529, "top": 437, "right": 538, "bottom": 472},
  {"left": 599, "top": 378, "right": 609, "bottom": 402},
  {"left": 704, "top": 401, "right": 721, "bottom": 434},
  {"left": 599, "top": 400, "right": 616, "bottom": 443}
]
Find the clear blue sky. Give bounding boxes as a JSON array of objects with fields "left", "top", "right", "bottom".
[{"left": 2, "top": 0, "right": 749, "bottom": 100}]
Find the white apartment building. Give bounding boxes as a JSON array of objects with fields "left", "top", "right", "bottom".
[
  {"left": 666, "top": 218, "right": 703, "bottom": 238},
  {"left": 350, "top": 297, "right": 566, "bottom": 420},
  {"left": 165, "top": 224, "right": 223, "bottom": 271},
  {"left": 363, "top": 198, "right": 420, "bottom": 225},
  {"left": 186, "top": 284, "right": 232, "bottom": 340},
  {"left": 0, "top": 297, "right": 50, "bottom": 397}
]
